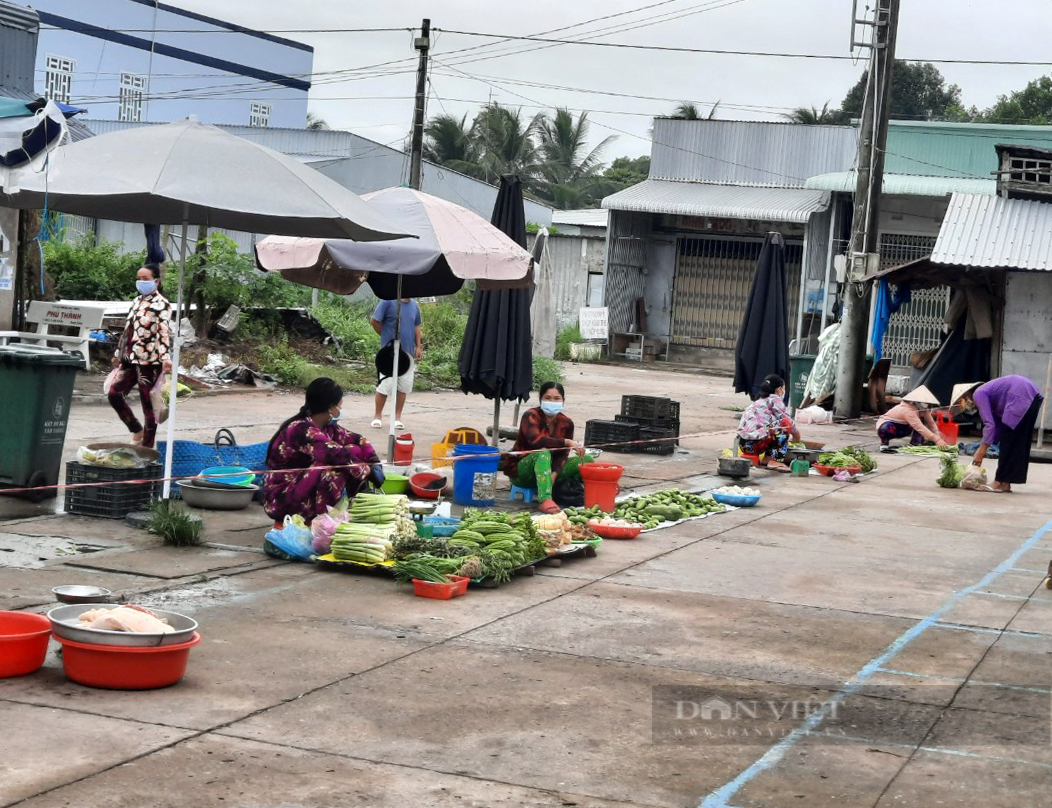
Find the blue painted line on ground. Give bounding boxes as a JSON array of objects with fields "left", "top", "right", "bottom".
[{"left": 698, "top": 515, "right": 1052, "bottom": 808}]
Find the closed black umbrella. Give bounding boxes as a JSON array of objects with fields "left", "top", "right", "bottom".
[
  {"left": 734, "top": 232, "right": 791, "bottom": 400},
  {"left": 459, "top": 175, "right": 535, "bottom": 444}
]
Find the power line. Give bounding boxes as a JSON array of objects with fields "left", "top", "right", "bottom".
[{"left": 432, "top": 28, "right": 1052, "bottom": 66}]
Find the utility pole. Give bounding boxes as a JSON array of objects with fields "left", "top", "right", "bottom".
[
  {"left": 408, "top": 18, "right": 430, "bottom": 192},
  {"left": 833, "top": 0, "right": 899, "bottom": 418},
  {"left": 385, "top": 19, "right": 430, "bottom": 462}
]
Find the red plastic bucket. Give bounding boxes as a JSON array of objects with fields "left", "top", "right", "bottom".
[
  {"left": 579, "top": 462, "right": 624, "bottom": 512},
  {"left": 393, "top": 433, "right": 415, "bottom": 466},
  {"left": 935, "top": 412, "right": 958, "bottom": 444},
  {"left": 55, "top": 632, "right": 201, "bottom": 690}
]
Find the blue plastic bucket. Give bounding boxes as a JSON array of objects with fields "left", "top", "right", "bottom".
[{"left": 452, "top": 444, "right": 500, "bottom": 506}]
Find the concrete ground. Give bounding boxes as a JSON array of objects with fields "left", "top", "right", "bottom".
[{"left": 1, "top": 362, "right": 1050, "bottom": 808}]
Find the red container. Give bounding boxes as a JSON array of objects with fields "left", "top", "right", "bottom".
[
  {"left": 813, "top": 463, "right": 862, "bottom": 477},
  {"left": 55, "top": 632, "right": 201, "bottom": 689},
  {"left": 412, "top": 575, "right": 470, "bottom": 599},
  {"left": 0, "top": 611, "right": 51, "bottom": 677},
  {"left": 409, "top": 471, "right": 447, "bottom": 500},
  {"left": 393, "top": 433, "right": 415, "bottom": 466},
  {"left": 579, "top": 463, "right": 624, "bottom": 511},
  {"left": 935, "top": 412, "right": 959, "bottom": 444},
  {"left": 588, "top": 521, "right": 642, "bottom": 540}
]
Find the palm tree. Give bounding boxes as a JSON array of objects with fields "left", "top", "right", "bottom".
[
  {"left": 469, "top": 103, "right": 543, "bottom": 185},
  {"left": 306, "top": 111, "right": 330, "bottom": 130},
  {"left": 534, "top": 108, "right": 616, "bottom": 209},
  {"left": 422, "top": 113, "right": 481, "bottom": 176},
  {"left": 782, "top": 102, "right": 848, "bottom": 124},
  {"left": 670, "top": 101, "right": 720, "bottom": 120}
]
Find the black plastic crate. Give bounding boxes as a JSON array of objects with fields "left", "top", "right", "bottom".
[
  {"left": 635, "top": 426, "right": 677, "bottom": 455},
  {"left": 621, "top": 395, "right": 679, "bottom": 421},
  {"left": 64, "top": 461, "right": 162, "bottom": 519},
  {"left": 584, "top": 419, "right": 641, "bottom": 452},
  {"left": 615, "top": 414, "right": 680, "bottom": 445}
]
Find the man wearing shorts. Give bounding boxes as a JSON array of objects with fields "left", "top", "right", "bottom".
[{"left": 370, "top": 297, "right": 422, "bottom": 430}]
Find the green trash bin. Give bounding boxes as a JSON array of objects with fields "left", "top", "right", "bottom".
[
  {"left": 789, "top": 354, "right": 817, "bottom": 409},
  {"left": 0, "top": 345, "right": 82, "bottom": 500}
]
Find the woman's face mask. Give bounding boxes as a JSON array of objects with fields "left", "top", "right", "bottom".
[
  {"left": 136, "top": 279, "right": 158, "bottom": 296},
  {"left": 540, "top": 400, "right": 563, "bottom": 416}
]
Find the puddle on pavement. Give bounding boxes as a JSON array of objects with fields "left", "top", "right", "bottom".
[
  {"left": 134, "top": 577, "right": 240, "bottom": 612},
  {"left": 0, "top": 533, "right": 110, "bottom": 570}
]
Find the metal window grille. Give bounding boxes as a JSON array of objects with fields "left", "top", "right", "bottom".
[
  {"left": 44, "top": 55, "right": 75, "bottom": 104},
  {"left": 878, "top": 233, "right": 948, "bottom": 368},
  {"left": 671, "top": 236, "right": 802, "bottom": 348},
  {"left": 604, "top": 212, "right": 649, "bottom": 332},
  {"left": 249, "top": 102, "right": 271, "bottom": 127},
  {"left": 118, "top": 73, "right": 146, "bottom": 122}
]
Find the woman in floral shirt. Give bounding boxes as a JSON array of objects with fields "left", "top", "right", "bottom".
[
  {"left": 736, "top": 374, "right": 800, "bottom": 471},
  {"left": 263, "top": 378, "right": 382, "bottom": 525},
  {"left": 107, "top": 264, "right": 172, "bottom": 448}
]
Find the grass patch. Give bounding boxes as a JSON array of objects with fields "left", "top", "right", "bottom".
[{"left": 147, "top": 499, "right": 203, "bottom": 547}]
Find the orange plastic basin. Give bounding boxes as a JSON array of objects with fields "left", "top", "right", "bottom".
[
  {"left": 55, "top": 632, "right": 201, "bottom": 690},
  {"left": 0, "top": 611, "right": 51, "bottom": 677},
  {"left": 578, "top": 463, "right": 625, "bottom": 482}
]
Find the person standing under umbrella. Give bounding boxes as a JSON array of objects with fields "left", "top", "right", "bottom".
[
  {"left": 370, "top": 297, "right": 422, "bottom": 430},
  {"left": 107, "top": 263, "right": 172, "bottom": 448}
]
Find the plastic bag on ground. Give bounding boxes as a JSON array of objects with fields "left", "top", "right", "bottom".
[
  {"left": 960, "top": 464, "right": 990, "bottom": 491},
  {"left": 264, "top": 516, "right": 315, "bottom": 561}
]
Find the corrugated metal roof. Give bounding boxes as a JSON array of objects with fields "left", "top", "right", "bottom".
[
  {"left": 0, "top": 0, "right": 38, "bottom": 32},
  {"left": 649, "top": 119, "right": 857, "bottom": 188},
  {"left": 551, "top": 208, "right": 608, "bottom": 227},
  {"left": 884, "top": 120, "right": 1052, "bottom": 179},
  {"left": 804, "top": 171, "right": 995, "bottom": 196},
  {"left": 932, "top": 192, "right": 1052, "bottom": 270},
  {"left": 601, "top": 179, "right": 829, "bottom": 223}
]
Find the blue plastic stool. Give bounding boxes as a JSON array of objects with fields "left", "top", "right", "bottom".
[{"left": 509, "top": 484, "right": 537, "bottom": 503}]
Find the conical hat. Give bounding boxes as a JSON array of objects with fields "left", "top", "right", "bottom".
[
  {"left": 902, "top": 385, "right": 940, "bottom": 406},
  {"left": 950, "top": 382, "right": 982, "bottom": 405}
]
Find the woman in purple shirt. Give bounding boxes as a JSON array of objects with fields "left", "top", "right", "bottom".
[{"left": 951, "top": 375, "right": 1043, "bottom": 492}]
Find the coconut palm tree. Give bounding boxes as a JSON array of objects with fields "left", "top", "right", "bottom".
[
  {"left": 306, "top": 111, "right": 330, "bottom": 130},
  {"left": 670, "top": 101, "right": 720, "bottom": 120},
  {"left": 422, "top": 113, "right": 482, "bottom": 177},
  {"left": 469, "top": 103, "right": 543, "bottom": 185},
  {"left": 534, "top": 108, "right": 617, "bottom": 209},
  {"left": 782, "top": 102, "right": 849, "bottom": 124}
]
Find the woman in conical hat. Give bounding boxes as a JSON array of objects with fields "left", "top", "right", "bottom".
[{"left": 875, "top": 385, "right": 949, "bottom": 453}]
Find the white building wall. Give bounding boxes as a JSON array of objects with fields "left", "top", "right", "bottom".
[{"left": 1001, "top": 271, "right": 1052, "bottom": 430}]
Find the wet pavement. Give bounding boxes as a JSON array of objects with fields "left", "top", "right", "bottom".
[{"left": 1, "top": 363, "right": 1050, "bottom": 808}]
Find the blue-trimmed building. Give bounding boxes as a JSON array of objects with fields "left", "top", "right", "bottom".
[{"left": 29, "top": 0, "right": 312, "bottom": 128}]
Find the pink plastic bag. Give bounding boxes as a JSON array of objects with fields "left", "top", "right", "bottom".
[
  {"left": 103, "top": 367, "right": 121, "bottom": 395},
  {"left": 151, "top": 373, "right": 169, "bottom": 423}
]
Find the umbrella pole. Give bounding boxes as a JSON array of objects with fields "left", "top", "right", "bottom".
[
  {"left": 162, "top": 211, "right": 189, "bottom": 499},
  {"left": 492, "top": 398, "right": 500, "bottom": 447},
  {"left": 387, "top": 278, "right": 403, "bottom": 463}
]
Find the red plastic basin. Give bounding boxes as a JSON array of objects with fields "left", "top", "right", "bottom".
[
  {"left": 409, "top": 471, "right": 447, "bottom": 500},
  {"left": 55, "top": 632, "right": 202, "bottom": 690},
  {"left": 0, "top": 611, "right": 51, "bottom": 677},
  {"left": 578, "top": 463, "right": 625, "bottom": 482},
  {"left": 412, "top": 575, "right": 470, "bottom": 599},
  {"left": 588, "top": 521, "right": 643, "bottom": 540}
]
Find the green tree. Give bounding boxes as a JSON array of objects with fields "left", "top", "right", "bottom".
[
  {"left": 603, "top": 155, "right": 650, "bottom": 188},
  {"left": 982, "top": 75, "right": 1052, "bottom": 124},
  {"left": 422, "top": 113, "right": 480, "bottom": 175},
  {"left": 534, "top": 108, "right": 616, "bottom": 209},
  {"left": 306, "top": 111, "right": 330, "bottom": 130},
  {"left": 783, "top": 102, "right": 850, "bottom": 125},
  {"left": 841, "top": 61, "right": 962, "bottom": 121},
  {"left": 470, "top": 102, "right": 543, "bottom": 185}
]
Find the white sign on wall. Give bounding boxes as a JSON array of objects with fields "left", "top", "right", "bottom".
[{"left": 579, "top": 306, "right": 609, "bottom": 340}]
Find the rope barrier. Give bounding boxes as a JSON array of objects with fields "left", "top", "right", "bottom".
[{"left": 0, "top": 428, "right": 738, "bottom": 497}]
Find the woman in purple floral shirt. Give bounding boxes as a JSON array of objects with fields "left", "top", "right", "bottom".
[
  {"left": 736, "top": 374, "right": 800, "bottom": 471},
  {"left": 263, "top": 378, "right": 381, "bottom": 525}
]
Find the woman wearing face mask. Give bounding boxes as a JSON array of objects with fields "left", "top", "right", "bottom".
[
  {"left": 736, "top": 373, "right": 801, "bottom": 472},
  {"left": 504, "top": 382, "right": 593, "bottom": 514},
  {"left": 263, "top": 377, "right": 382, "bottom": 525},
  {"left": 951, "top": 376, "right": 1043, "bottom": 493},
  {"left": 107, "top": 263, "right": 172, "bottom": 448}
]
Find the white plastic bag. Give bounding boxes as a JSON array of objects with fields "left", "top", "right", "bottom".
[
  {"left": 960, "top": 464, "right": 989, "bottom": 491},
  {"left": 103, "top": 367, "right": 121, "bottom": 396},
  {"left": 151, "top": 372, "right": 169, "bottom": 423}
]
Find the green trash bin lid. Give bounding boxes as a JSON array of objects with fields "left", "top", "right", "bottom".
[{"left": 0, "top": 345, "right": 83, "bottom": 367}]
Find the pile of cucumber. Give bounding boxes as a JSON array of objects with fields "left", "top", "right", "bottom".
[{"left": 564, "top": 489, "right": 725, "bottom": 530}]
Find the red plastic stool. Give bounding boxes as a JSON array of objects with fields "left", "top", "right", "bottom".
[{"left": 739, "top": 453, "right": 763, "bottom": 467}]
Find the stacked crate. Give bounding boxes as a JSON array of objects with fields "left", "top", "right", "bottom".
[{"left": 615, "top": 395, "right": 680, "bottom": 455}]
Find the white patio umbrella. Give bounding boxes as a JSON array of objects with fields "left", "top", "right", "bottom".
[
  {"left": 1, "top": 119, "right": 414, "bottom": 496},
  {"left": 255, "top": 187, "right": 534, "bottom": 459}
]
